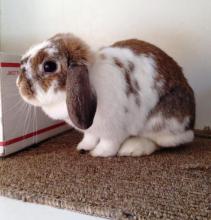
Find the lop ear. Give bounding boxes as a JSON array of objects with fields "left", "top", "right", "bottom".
[{"left": 66, "top": 65, "right": 97, "bottom": 129}]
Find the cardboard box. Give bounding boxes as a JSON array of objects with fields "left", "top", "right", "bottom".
[{"left": 0, "top": 52, "right": 70, "bottom": 156}]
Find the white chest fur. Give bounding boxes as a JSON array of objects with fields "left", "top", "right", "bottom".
[{"left": 42, "top": 100, "right": 69, "bottom": 122}]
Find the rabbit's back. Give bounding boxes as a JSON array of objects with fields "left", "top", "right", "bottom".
[{"left": 89, "top": 39, "right": 195, "bottom": 139}]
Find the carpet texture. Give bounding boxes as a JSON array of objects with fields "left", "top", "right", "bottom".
[{"left": 0, "top": 130, "right": 210, "bottom": 220}]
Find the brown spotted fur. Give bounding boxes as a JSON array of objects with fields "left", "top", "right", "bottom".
[
  {"left": 20, "top": 33, "right": 96, "bottom": 129},
  {"left": 49, "top": 33, "right": 93, "bottom": 65},
  {"left": 112, "top": 39, "right": 195, "bottom": 129},
  {"left": 113, "top": 57, "right": 141, "bottom": 107},
  {"left": 128, "top": 61, "right": 135, "bottom": 72},
  {"left": 20, "top": 56, "right": 29, "bottom": 65},
  {"left": 19, "top": 33, "right": 92, "bottom": 96},
  {"left": 18, "top": 72, "right": 34, "bottom": 98}
]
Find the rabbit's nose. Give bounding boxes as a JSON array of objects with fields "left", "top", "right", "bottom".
[{"left": 21, "top": 67, "right": 26, "bottom": 73}]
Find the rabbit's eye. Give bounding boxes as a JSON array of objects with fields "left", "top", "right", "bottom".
[{"left": 43, "top": 60, "right": 57, "bottom": 73}]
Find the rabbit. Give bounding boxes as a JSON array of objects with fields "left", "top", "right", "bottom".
[{"left": 17, "top": 33, "right": 195, "bottom": 157}]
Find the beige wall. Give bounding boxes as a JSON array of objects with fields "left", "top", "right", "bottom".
[{"left": 1, "top": 0, "right": 210, "bottom": 129}]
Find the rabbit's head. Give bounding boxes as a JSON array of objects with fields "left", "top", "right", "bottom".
[{"left": 17, "top": 33, "right": 97, "bottom": 129}]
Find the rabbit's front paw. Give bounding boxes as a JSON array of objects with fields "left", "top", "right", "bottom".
[
  {"left": 77, "top": 134, "right": 99, "bottom": 151},
  {"left": 90, "top": 139, "right": 120, "bottom": 157}
]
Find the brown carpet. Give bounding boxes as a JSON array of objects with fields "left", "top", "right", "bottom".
[{"left": 0, "top": 130, "right": 210, "bottom": 220}]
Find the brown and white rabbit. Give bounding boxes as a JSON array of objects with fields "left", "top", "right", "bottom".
[{"left": 17, "top": 33, "right": 195, "bottom": 157}]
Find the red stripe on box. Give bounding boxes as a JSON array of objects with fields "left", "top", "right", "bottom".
[
  {"left": 0, "top": 122, "right": 67, "bottom": 146},
  {"left": 0, "top": 62, "right": 20, "bottom": 68}
]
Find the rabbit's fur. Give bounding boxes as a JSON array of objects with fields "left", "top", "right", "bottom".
[{"left": 17, "top": 33, "right": 195, "bottom": 157}]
